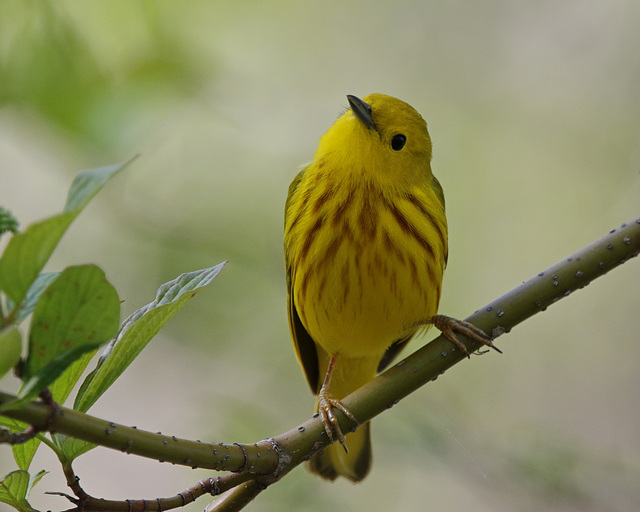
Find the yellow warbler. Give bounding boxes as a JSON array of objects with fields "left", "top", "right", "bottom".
[{"left": 284, "top": 94, "right": 499, "bottom": 482}]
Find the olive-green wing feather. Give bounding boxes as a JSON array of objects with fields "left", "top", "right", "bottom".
[
  {"left": 285, "top": 166, "right": 320, "bottom": 393},
  {"left": 431, "top": 174, "right": 448, "bottom": 265}
]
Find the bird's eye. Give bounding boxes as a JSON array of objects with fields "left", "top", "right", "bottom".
[{"left": 391, "top": 134, "right": 406, "bottom": 151}]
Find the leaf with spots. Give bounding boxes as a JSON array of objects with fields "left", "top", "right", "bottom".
[{"left": 10, "top": 265, "right": 120, "bottom": 408}]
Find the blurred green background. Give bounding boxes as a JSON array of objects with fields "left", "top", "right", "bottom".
[{"left": 1, "top": 1, "right": 639, "bottom": 511}]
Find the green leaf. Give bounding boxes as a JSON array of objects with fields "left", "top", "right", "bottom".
[
  {"left": 13, "top": 437, "right": 40, "bottom": 473},
  {"left": 0, "top": 327, "right": 22, "bottom": 380},
  {"left": 0, "top": 470, "right": 40, "bottom": 512},
  {"left": 11, "top": 344, "right": 100, "bottom": 409},
  {"left": 0, "top": 161, "right": 128, "bottom": 312},
  {"left": 0, "top": 265, "right": 120, "bottom": 412},
  {"left": 9, "top": 272, "right": 60, "bottom": 324},
  {"left": 13, "top": 439, "right": 39, "bottom": 472},
  {"left": 0, "top": 206, "right": 19, "bottom": 237},
  {"left": 23, "top": 265, "right": 120, "bottom": 384},
  {"left": 47, "top": 348, "right": 98, "bottom": 408},
  {"left": 0, "top": 417, "right": 38, "bottom": 471},
  {"left": 75, "top": 262, "right": 226, "bottom": 413},
  {"left": 51, "top": 434, "right": 96, "bottom": 464},
  {"left": 63, "top": 160, "right": 131, "bottom": 212},
  {"left": 0, "top": 211, "right": 77, "bottom": 307},
  {"left": 27, "top": 471, "right": 46, "bottom": 500},
  {"left": 1, "top": 265, "right": 119, "bottom": 413}
]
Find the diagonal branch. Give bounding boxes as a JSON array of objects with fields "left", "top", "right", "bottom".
[
  {"left": 0, "top": 217, "right": 638, "bottom": 511},
  {"left": 204, "top": 215, "right": 640, "bottom": 509}
]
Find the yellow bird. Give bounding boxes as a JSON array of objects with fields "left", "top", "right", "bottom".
[{"left": 284, "top": 94, "right": 498, "bottom": 482}]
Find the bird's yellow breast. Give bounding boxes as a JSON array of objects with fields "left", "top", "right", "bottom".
[{"left": 285, "top": 162, "right": 447, "bottom": 358}]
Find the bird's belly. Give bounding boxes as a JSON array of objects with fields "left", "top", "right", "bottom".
[{"left": 295, "top": 239, "right": 441, "bottom": 358}]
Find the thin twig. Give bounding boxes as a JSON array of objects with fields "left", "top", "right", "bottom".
[
  {"left": 203, "top": 480, "right": 266, "bottom": 512},
  {"left": 54, "top": 472, "right": 253, "bottom": 512}
]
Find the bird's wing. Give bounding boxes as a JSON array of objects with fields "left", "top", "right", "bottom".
[{"left": 285, "top": 166, "right": 321, "bottom": 393}]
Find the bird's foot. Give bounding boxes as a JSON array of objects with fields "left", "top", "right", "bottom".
[
  {"left": 317, "top": 389, "right": 359, "bottom": 453},
  {"left": 432, "top": 314, "right": 502, "bottom": 358}
]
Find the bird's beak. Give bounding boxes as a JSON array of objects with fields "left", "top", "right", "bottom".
[{"left": 347, "top": 95, "right": 375, "bottom": 130}]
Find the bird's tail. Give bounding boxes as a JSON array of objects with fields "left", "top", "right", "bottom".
[{"left": 308, "top": 422, "right": 371, "bottom": 482}]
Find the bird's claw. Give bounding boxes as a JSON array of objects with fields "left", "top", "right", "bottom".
[
  {"left": 317, "top": 391, "right": 359, "bottom": 453},
  {"left": 433, "top": 314, "right": 502, "bottom": 358}
]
